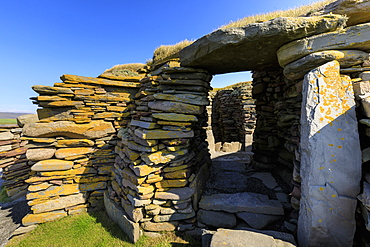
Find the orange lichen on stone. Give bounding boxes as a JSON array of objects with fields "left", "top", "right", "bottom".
[{"left": 55, "top": 147, "right": 95, "bottom": 159}]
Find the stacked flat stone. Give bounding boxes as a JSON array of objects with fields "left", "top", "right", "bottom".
[
  {"left": 108, "top": 61, "right": 212, "bottom": 241},
  {"left": 277, "top": 20, "right": 370, "bottom": 245},
  {"left": 21, "top": 74, "right": 141, "bottom": 226},
  {"left": 346, "top": 66, "right": 370, "bottom": 233},
  {"left": 211, "top": 83, "right": 255, "bottom": 152},
  {"left": 0, "top": 124, "right": 29, "bottom": 199}
]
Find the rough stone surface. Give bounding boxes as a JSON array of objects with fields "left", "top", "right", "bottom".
[
  {"left": 210, "top": 229, "right": 296, "bottom": 247},
  {"left": 197, "top": 209, "right": 237, "bottom": 228},
  {"left": 141, "top": 221, "right": 178, "bottom": 232},
  {"left": 31, "top": 193, "right": 86, "bottom": 214},
  {"left": 237, "top": 212, "right": 281, "bottom": 230},
  {"left": 22, "top": 120, "right": 115, "bottom": 139},
  {"left": 154, "top": 187, "right": 194, "bottom": 200},
  {"left": 278, "top": 23, "right": 370, "bottom": 67},
  {"left": 31, "top": 159, "right": 73, "bottom": 171},
  {"left": 55, "top": 147, "right": 95, "bottom": 159},
  {"left": 148, "top": 101, "right": 202, "bottom": 115},
  {"left": 283, "top": 50, "right": 369, "bottom": 80},
  {"left": 180, "top": 15, "right": 346, "bottom": 73},
  {"left": 311, "top": 0, "right": 370, "bottom": 26},
  {"left": 22, "top": 210, "right": 67, "bottom": 226},
  {"left": 299, "top": 61, "right": 361, "bottom": 247},
  {"left": 16, "top": 114, "right": 39, "bottom": 127},
  {"left": 26, "top": 148, "right": 56, "bottom": 161},
  {"left": 199, "top": 192, "right": 284, "bottom": 215},
  {"left": 103, "top": 192, "right": 140, "bottom": 243}
]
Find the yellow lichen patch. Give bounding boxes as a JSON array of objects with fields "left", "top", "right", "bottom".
[
  {"left": 22, "top": 211, "right": 68, "bottom": 226},
  {"left": 56, "top": 139, "right": 95, "bottom": 147},
  {"left": 319, "top": 187, "right": 325, "bottom": 191},
  {"left": 337, "top": 146, "right": 343, "bottom": 149},
  {"left": 31, "top": 159, "right": 74, "bottom": 171},
  {"left": 332, "top": 194, "right": 337, "bottom": 198},
  {"left": 319, "top": 167, "right": 325, "bottom": 170},
  {"left": 55, "top": 147, "right": 95, "bottom": 159},
  {"left": 155, "top": 179, "right": 188, "bottom": 188},
  {"left": 61, "top": 74, "right": 141, "bottom": 88}
]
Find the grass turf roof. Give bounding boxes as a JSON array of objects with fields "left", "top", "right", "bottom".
[{"left": 150, "top": 0, "right": 337, "bottom": 66}]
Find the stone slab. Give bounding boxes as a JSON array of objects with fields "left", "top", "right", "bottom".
[
  {"left": 154, "top": 187, "right": 194, "bottom": 200},
  {"left": 23, "top": 120, "right": 115, "bottom": 139},
  {"left": 237, "top": 212, "right": 281, "bottom": 230},
  {"left": 148, "top": 101, "right": 202, "bottom": 115},
  {"left": 104, "top": 191, "right": 140, "bottom": 243},
  {"left": 210, "top": 229, "right": 296, "bottom": 247},
  {"left": 312, "top": 0, "right": 370, "bottom": 26},
  {"left": 61, "top": 74, "right": 141, "bottom": 88},
  {"left": 31, "top": 193, "right": 86, "bottom": 214},
  {"left": 153, "top": 93, "right": 209, "bottom": 106},
  {"left": 26, "top": 148, "right": 56, "bottom": 161},
  {"left": 22, "top": 210, "right": 67, "bottom": 226},
  {"left": 180, "top": 15, "right": 346, "bottom": 73},
  {"left": 134, "top": 128, "right": 194, "bottom": 140},
  {"left": 197, "top": 209, "right": 237, "bottom": 228},
  {"left": 199, "top": 192, "right": 284, "bottom": 215},
  {"left": 31, "top": 159, "right": 73, "bottom": 171},
  {"left": 278, "top": 23, "right": 370, "bottom": 67},
  {"left": 283, "top": 50, "right": 369, "bottom": 80},
  {"left": 298, "top": 61, "right": 361, "bottom": 247},
  {"left": 152, "top": 113, "right": 198, "bottom": 122}
]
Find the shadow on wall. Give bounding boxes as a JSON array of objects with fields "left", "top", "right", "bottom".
[{"left": 298, "top": 61, "right": 362, "bottom": 246}]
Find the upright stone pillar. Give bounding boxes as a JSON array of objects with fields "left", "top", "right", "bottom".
[{"left": 298, "top": 61, "right": 361, "bottom": 246}]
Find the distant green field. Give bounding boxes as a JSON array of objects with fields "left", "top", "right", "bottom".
[{"left": 0, "top": 119, "right": 17, "bottom": 124}]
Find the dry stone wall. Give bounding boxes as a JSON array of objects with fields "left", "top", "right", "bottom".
[
  {"left": 20, "top": 74, "right": 141, "bottom": 226},
  {"left": 276, "top": 21, "right": 370, "bottom": 245},
  {"left": 107, "top": 60, "right": 212, "bottom": 241},
  {"left": 0, "top": 121, "right": 32, "bottom": 200},
  {"left": 211, "top": 83, "right": 256, "bottom": 152}
]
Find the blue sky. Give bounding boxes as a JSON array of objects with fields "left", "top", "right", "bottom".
[{"left": 0, "top": 0, "right": 317, "bottom": 113}]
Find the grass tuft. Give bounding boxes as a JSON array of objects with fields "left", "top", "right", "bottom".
[
  {"left": 152, "top": 40, "right": 194, "bottom": 65},
  {"left": 0, "top": 185, "right": 11, "bottom": 203},
  {"left": 7, "top": 211, "right": 200, "bottom": 247},
  {"left": 99, "top": 63, "right": 146, "bottom": 78},
  {"left": 219, "top": 0, "right": 336, "bottom": 29}
]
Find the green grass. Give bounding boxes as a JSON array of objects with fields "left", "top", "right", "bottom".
[
  {"left": 0, "top": 185, "right": 11, "bottom": 203},
  {"left": 7, "top": 211, "right": 201, "bottom": 247},
  {"left": 0, "top": 119, "right": 17, "bottom": 124}
]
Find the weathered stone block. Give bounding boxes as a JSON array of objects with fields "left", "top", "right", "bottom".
[
  {"left": 148, "top": 101, "right": 202, "bottom": 115},
  {"left": 31, "top": 159, "right": 73, "bottom": 171},
  {"left": 23, "top": 120, "right": 115, "bottom": 139},
  {"left": 135, "top": 129, "right": 194, "bottom": 140},
  {"left": 55, "top": 147, "right": 95, "bottom": 159},
  {"left": 22, "top": 210, "right": 68, "bottom": 226},
  {"left": 298, "top": 61, "right": 361, "bottom": 247},
  {"left": 278, "top": 23, "right": 370, "bottom": 67},
  {"left": 141, "top": 221, "right": 178, "bottom": 232},
  {"left": 152, "top": 113, "right": 198, "bottom": 122},
  {"left": 199, "top": 192, "right": 284, "bottom": 215},
  {"left": 31, "top": 193, "right": 86, "bottom": 214},
  {"left": 26, "top": 148, "right": 56, "bottom": 161},
  {"left": 198, "top": 209, "right": 237, "bottom": 228},
  {"left": 180, "top": 15, "right": 346, "bottom": 73},
  {"left": 104, "top": 192, "right": 140, "bottom": 243}
]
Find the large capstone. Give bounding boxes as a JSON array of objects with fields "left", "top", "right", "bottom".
[
  {"left": 298, "top": 60, "right": 361, "bottom": 247},
  {"left": 180, "top": 15, "right": 346, "bottom": 74}
]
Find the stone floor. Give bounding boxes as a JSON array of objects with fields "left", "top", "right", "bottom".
[{"left": 200, "top": 150, "right": 297, "bottom": 245}]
